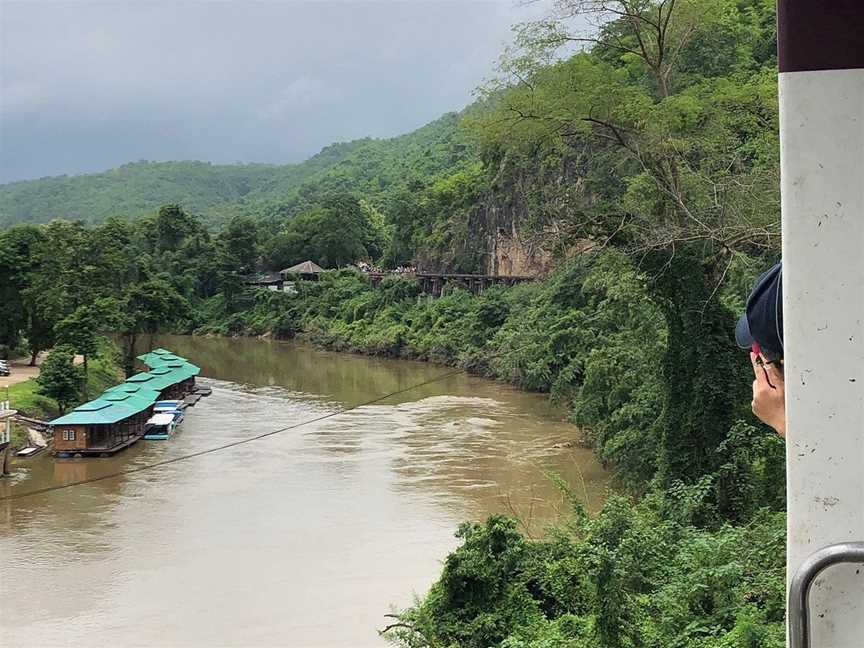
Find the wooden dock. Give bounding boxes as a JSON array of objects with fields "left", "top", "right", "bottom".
[
  {"left": 184, "top": 394, "right": 202, "bottom": 407},
  {"left": 12, "top": 414, "right": 50, "bottom": 431}
]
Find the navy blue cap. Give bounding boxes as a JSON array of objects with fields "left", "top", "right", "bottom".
[{"left": 735, "top": 262, "right": 783, "bottom": 361}]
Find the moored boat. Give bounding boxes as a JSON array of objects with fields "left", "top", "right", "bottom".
[
  {"left": 16, "top": 446, "right": 44, "bottom": 458},
  {"left": 143, "top": 413, "right": 177, "bottom": 440},
  {"left": 154, "top": 400, "right": 185, "bottom": 424}
]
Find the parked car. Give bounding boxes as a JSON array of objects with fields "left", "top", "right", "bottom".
[{"left": 0, "top": 362, "right": 9, "bottom": 377}]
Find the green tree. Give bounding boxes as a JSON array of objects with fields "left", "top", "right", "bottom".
[
  {"left": 264, "top": 193, "right": 375, "bottom": 269},
  {"left": 379, "top": 188, "right": 421, "bottom": 267},
  {"left": 0, "top": 225, "right": 46, "bottom": 353},
  {"left": 385, "top": 499, "right": 786, "bottom": 648},
  {"left": 116, "top": 279, "right": 192, "bottom": 375},
  {"left": 217, "top": 214, "right": 260, "bottom": 274},
  {"left": 36, "top": 345, "right": 83, "bottom": 413},
  {"left": 153, "top": 204, "right": 196, "bottom": 252},
  {"left": 54, "top": 306, "right": 101, "bottom": 374},
  {"left": 21, "top": 220, "right": 93, "bottom": 365},
  {"left": 470, "top": 0, "right": 779, "bottom": 485}
]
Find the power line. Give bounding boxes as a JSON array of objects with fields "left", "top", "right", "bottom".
[{"left": 0, "top": 367, "right": 465, "bottom": 503}]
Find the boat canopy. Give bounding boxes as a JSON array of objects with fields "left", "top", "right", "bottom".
[{"left": 146, "top": 413, "right": 176, "bottom": 427}]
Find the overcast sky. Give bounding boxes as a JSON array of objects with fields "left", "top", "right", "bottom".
[{"left": 0, "top": 0, "right": 552, "bottom": 183}]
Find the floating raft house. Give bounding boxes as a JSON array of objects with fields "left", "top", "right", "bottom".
[{"left": 50, "top": 348, "right": 200, "bottom": 457}]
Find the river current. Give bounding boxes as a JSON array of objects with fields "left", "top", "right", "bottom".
[{"left": 0, "top": 335, "right": 608, "bottom": 647}]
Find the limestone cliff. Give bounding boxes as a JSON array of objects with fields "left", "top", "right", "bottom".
[{"left": 419, "top": 152, "right": 592, "bottom": 277}]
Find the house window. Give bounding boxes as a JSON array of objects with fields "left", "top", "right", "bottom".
[{"left": 62, "top": 429, "right": 76, "bottom": 441}]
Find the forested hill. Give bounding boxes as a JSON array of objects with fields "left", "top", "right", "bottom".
[
  {"left": 0, "top": 112, "right": 469, "bottom": 228},
  {"left": 2, "top": 1, "right": 795, "bottom": 644}
]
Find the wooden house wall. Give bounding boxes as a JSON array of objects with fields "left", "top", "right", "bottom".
[{"left": 53, "top": 424, "right": 88, "bottom": 451}]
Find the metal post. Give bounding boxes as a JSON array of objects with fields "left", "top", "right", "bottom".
[
  {"left": 788, "top": 543, "right": 864, "bottom": 648},
  {"left": 0, "top": 405, "right": 14, "bottom": 477},
  {"left": 779, "top": 3, "right": 864, "bottom": 645}
]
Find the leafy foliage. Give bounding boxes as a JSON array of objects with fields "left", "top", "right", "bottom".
[
  {"left": 263, "top": 193, "right": 382, "bottom": 269},
  {"left": 54, "top": 305, "right": 101, "bottom": 370},
  {"left": 0, "top": 2, "right": 792, "bottom": 643},
  {"left": 0, "top": 113, "right": 472, "bottom": 230},
  {"left": 384, "top": 499, "right": 785, "bottom": 648},
  {"left": 199, "top": 252, "right": 781, "bottom": 513},
  {"left": 35, "top": 345, "right": 84, "bottom": 413}
]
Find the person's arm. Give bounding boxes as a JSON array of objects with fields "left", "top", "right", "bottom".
[{"left": 750, "top": 352, "right": 786, "bottom": 436}]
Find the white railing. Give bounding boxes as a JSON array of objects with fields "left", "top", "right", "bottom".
[{"left": 0, "top": 401, "right": 17, "bottom": 446}]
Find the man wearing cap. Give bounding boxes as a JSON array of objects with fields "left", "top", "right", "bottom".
[{"left": 736, "top": 262, "right": 786, "bottom": 436}]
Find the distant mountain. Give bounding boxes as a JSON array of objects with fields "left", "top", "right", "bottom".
[{"left": 0, "top": 112, "right": 470, "bottom": 228}]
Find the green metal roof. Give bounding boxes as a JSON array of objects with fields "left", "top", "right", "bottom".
[
  {"left": 104, "top": 383, "right": 143, "bottom": 394},
  {"left": 145, "top": 374, "right": 179, "bottom": 390},
  {"left": 126, "top": 372, "right": 156, "bottom": 383},
  {"left": 50, "top": 397, "right": 154, "bottom": 426},
  {"left": 100, "top": 388, "right": 161, "bottom": 404},
  {"left": 74, "top": 399, "right": 113, "bottom": 412},
  {"left": 137, "top": 351, "right": 187, "bottom": 367},
  {"left": 50, "top": 348, "right": 199, "bottom": 427}
]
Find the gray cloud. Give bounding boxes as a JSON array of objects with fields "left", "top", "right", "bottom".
[{"left": 0, "top": 0, "right": 550, "bottom": 182}]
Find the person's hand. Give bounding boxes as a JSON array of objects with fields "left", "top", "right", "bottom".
[{"left": 750, "top": 352, "right": 786, "bottom": 436}]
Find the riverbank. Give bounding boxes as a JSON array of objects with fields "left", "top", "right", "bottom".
[
  {"left": 187, "top": 256, "right": 789, "bottom": 646},
  {"left": 4, "top": 354, "right": 122, "bottom": 447},
  {"left": 1, "top": 336, "right": 611, "bottom": 646},
  {"left": 194, "top": 253, "right": 667, "bottom": 488}
]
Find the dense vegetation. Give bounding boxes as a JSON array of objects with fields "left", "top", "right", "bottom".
[
  {"left": 0, "top": 0, "right": 789, "bottom": 645},
  {"left": 373, "top": 1, "right": 785, "bottom": 644},
  {"left": 0, "top": 113, "right": 471, "bottom": 230}
]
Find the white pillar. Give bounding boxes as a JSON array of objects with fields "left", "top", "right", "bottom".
[{"left": 780, "top": 4, "right": 864, "bottom": 641}]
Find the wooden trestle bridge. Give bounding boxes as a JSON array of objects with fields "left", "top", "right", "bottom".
[{"left": 368, "top": 272, "right": 535, "bottom": 297}]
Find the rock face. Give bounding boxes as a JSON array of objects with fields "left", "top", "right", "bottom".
[
  {"left": 482, "top": 203, "right": 555, "bottom": 277},
  {"left": 416, "top": 149, "right": 595, "bottom": 277},
  {"left": 475, "top": 159, "right": 590, "bottom": 277},
  {"left": 416, "top": 178, "right": 561, "bottom": 277},
  {"left": 481, "top": 149, "right": 599, "bottom": 277}
]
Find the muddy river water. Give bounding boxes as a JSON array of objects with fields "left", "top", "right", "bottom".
[{"left": 0, "top": 335, "right": 608, "bottom": 647}]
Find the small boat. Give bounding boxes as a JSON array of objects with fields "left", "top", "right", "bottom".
[
  {"left": 194, "top": 386, "right": 212, "bottom": 397},
  {"left": 144, "top": 413, "right": 177, "bottom": 440},
  {"left": 16, "top": 446, "right": 44, "bottom": 458},
  {"left": 154, "top": 400, "right": 185, "bottom": 425},
  {"left": 154, "top": 400, "right": 185, "bottom": 411}
]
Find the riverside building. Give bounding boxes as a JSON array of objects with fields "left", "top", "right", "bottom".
[{"left": 50, "top": 349, "right": 199, "bottom": 457}]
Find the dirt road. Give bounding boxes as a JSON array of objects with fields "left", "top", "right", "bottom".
[{"left": 0, "top": 354, "right": 84, "bottom": 389}]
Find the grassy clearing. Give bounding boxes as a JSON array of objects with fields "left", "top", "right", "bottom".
[
  {"left": 4, "top": 377, "right": 57, "bottom": 420},
  {"left": 3, "top": 355, "right": 123, "bottom": 446}
]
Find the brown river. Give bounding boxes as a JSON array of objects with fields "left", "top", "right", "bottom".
[{"left": 0, "top": 335, "right": 608, "bottom": 647}]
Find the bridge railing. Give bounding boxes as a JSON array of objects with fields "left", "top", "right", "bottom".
[{"left": 365, "top": 272, "right": 536, "bottom": 297}]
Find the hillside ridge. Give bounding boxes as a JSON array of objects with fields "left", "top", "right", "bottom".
[{"left": 0, "top": 112, "right": 467, "bottom": 228}]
